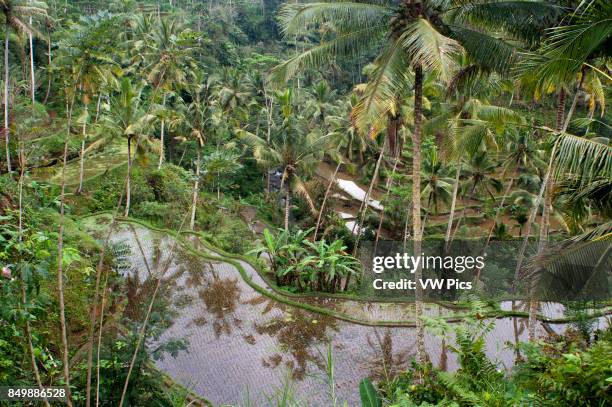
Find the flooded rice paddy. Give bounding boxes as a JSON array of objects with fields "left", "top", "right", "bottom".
[{"left": 82, "top": 215, "right": 608, "bottom": 406}]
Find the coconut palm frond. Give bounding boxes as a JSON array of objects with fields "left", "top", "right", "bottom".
[
  {"left": 449, "top": 26, "right": 515, "bottom": 73},
  {"left": 554, "top": 134, "right": 612, "bottom": 185},
  {"left": 569, "top": 223, "right": 612, "bottom": 243},
  {"left": 270, "top": 25, "right": 386, "bottom": 85},
  {"left": 400, "top": 18, "right": 462, "bottom": 83},
  {"left": 293, "top": 176, "right": 318, "bottom": 216},
  {"left": 278, "top": 1, "right": 391, "bottom": 37},
  {"left": 449, "top": 0, "right": 565, "bottom": 44},
  {"left": 352, "top": 38, "right": 412, "bottom": 134},
  {"left": 475, "top": 105, "right": 526, "bottom": 126},
  {"left": 528, "top": 237, "right": 612, "bottom": 301},
  {"left": 522, "top": 2, "right": 612, "bottom": 86}
]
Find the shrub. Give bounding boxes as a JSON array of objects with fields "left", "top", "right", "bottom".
[
  {"left": 212, "top": 217, "right": 254, "bottom": 254},
  {"left": 515, "top": 330, "right": 612, "bottom": 406}
]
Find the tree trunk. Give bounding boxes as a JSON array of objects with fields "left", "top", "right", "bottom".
[
  {"left": 314, "top": 161, "right": 341, "bottom": 241},
  {"left": 95, "top": 273, "right": 110, "bottom": 407},
  {"left": 4, "top": 26, "right": 11, "bottom": 174},
  {"left": 482, "top": 175, "right": 515, "bottom": 255},
  {"left": 18, "top": 146, "right": 24, "bottom": 237},
  {"left": 284, "top": 186, "right": 291, "bottom": 232},
  {"left": 57, "top": 101, "right": 75, "bottom": 407},
  {"left": 190, "top": 149, "right": 201, "bottom": 230},
  {"left": 22, "top": 284, "right": 51, "bottom": 407},
  {"left": 555, "top": 88, "right": 565, "bottom": 132},
  {"left": 85, "top": 187, "right": 125, "bottom": 407},
  {"left": 353, "top": 139, "right": 386, "bottom": 236},
  {"left": 124, "top": 137, "right": 132, "bottom": 217},
  {"left": 43, "top": 23, "right": 52, "bottom": 104},
  {"left": 95, "top": 94, "right": 102, "bottom": 123},
  {"left": 77, "top": 118, "right": 87, "bottom": 194},
  {"left": 374, "top": 157, "right": 400, "bottom": 252},
  {"left": 28, "top": 15, "right": 35, "bottom": 105},
  {"left": 444, "top": 162, "right": 461, "bottom": 253},
  {"left": 402, "top": 207, "right": 410, "bottom": 251},
  {"left": 18, "top": 146, "right": 50, "bottom": 406},
  {"left": 157, "top": 94, "right": 166, "bottom": 170},
  {"left": 413, "top": 64, "right": 426, "bottom": 365},
  {"left": 519, "top": 87, "right": 580, "bottom": 338}
]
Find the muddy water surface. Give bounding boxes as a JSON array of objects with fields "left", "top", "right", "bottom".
[{"left": 82, "top": 216, "right": 603, "bottom": 406}]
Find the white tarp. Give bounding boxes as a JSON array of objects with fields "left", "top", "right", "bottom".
[{"left": 336, "top": 179, "right": 383, "bottom": 211}]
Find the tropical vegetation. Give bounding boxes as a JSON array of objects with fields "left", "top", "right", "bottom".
[{"left": 0, "top": 0, "right": 610, "bottom": 406}]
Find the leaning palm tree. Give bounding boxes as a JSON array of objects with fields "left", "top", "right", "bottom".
[
  {"left": 240, "top": 90, "right": 328, "bottom": 232},
  {"left": 1, "top": 0, "right": 47, "bottom": 173},
  {"left": 271, "top": 0, "right": 558, "bottom": 364}
]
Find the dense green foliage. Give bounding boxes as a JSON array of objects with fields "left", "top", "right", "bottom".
[
  {"left": 384, "top": 320, "right": 612, "bottom": 406},
  {"left": 0, "top": 0, "right": 610, "bottom": 406}
]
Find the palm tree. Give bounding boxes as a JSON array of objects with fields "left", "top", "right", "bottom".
[
  {"left": 55, "top": 15, "right": 120, "bottom": 193},
  {"left": 241, "top": 90, "right": 328, "bottom": 232},
  {"left": 217, "top": 67, "right": 253, "bottom": 122},
  {"left": 327, "top": 94, "right": 368, "bottom": 165},
  {"left": 421, "top": 148, "right": 453, "bottom": 218},
  {"left": 139, "top": 17, "right": 196, "bottom": 169},
  {"left": 520, "top": 0, "right": 612, "bottom": 91},
  {"left": 101, "top": 77, "right": 154, "bottom": 217},
  {"left": 304, "top": 80, "right": 337, "bottom": 126},
  {"left": 482, "top": 129, "right": 545, "bottom": 252},
  {"left": 168, "top": 71, "right": 217, "bottom": 230},
  {"left": 1, "top": 0, "right": 47, "bottom": 173},
  {"left": 516, "top": 0, "right": 612, "bottom": 340},
  {"left": 271, "top": 0, "right": 557, "bottom": 364},
  {"left": 463, "top": 151, "right": 502, "bottom": 200},
  {"left": 201, "top": 149, "right": 242, "bottom": 199},
  {"left": 425, "top": 90, "right": 525, "bottom": 251}
]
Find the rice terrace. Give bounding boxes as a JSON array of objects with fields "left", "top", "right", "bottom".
[{"left": 0, "top": 1, "right": 610, "bottom": 406}]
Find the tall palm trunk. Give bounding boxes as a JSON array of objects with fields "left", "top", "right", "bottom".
[
  {"left": 28, "top": 13, "right": 35, "bottom": 105},
  {"left": 284, "top": 185, "right": 291, "bottom": 232},
  {"left": 4, "top": 25, "right": 11, "bottom": 174},
  {"left": 18, "top": 146, "right": 50, "bottom": 407},
  {"left": 413, "top": 64, "right": 426, "bottom": 365},
  {"left": 190, "top": 149, "right": 201, "bottom": 230},
  {"left": 521, "top": 88, "right": 579, "bottom": 340},
  {"left": 352, "top": 138, "right": 387, "bottom": 237},
  {"left": 314, "top": 161, "right": 341, "bottom": 241},
  {"left": 77, "top": 111, "right": 87, "bottom": 194},
  {"left": 22, "top": 284, "right": 51, "bottom": 407},
  {"left": 528, "top": 87, "right": 568, "bottom": 338},
  {"left": 95, "top": 93, "right": 101, "bottom": 123},
  {"left": 43, "top": 21, "right": 52, "bottom": 104},
  {"left": 444, "top": 161, "right": 461, "bottom": 253},
  {"left": 350, "top": 138, "right": 386, "bottom": 289},
  {"left": 124, "top": 136, "right": 132, "bottom": 217},
  {"left": 374, "top": 154, "right": 400, "bottom": 245},
  {"left": 482, "top": 174, "right": 515, "bottom": 256},
  {"left": 157, "top": 94, "right": 166, "bottom": 170},
  {"left": 555, "top": 88, "right": 566, "bottom": 132},
  {"left": 374, "top": 157, "right": 400, "bottom": 252},
  {"left": 57, "top": 100, "right": 75, "bottom": 407},
  {"left": 95, "top": 274, "right": 110, "bottom": 407}
]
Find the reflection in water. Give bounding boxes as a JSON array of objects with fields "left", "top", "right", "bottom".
[
  {"left": 83, "top": 217, "right": 608, "bottom": 407},
  {"left": 199, "top": 272, "right": 242, "bottom": 337},
  {"left": 364, "top": 329, "right": 411, "bottom": 382},
  {"left": 256, "top": 308, "right": 337, "bottom": 380}
]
